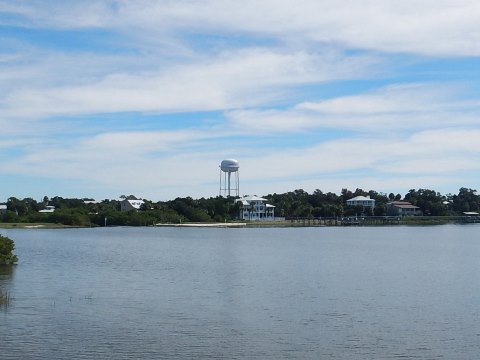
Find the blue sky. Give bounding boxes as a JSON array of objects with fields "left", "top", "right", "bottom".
[{"left": 1, "top": 0, "right": 480, "bottom": 201}]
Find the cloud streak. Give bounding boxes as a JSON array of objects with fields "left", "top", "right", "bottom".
[
  {"left": 4, "top": 1, "right": 480, "bottom": 56},
  {"left": 1, "top": 48, "right": 379, "bottom": 122},
  {"left": 227, "top": 83, "right": 480, "bottom": 134}
]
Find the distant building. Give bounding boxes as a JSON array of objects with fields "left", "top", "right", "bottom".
[
  {"left": 386, "top": 201, "right": 420, "bottom": 216},
  {"left": 39, "top": 205, "right": 55, "bottom": 213},
  {"left": 346, "top": 195, "right": 375, "bottom": 210},
  {"left": 236, "top": 195, "right": 275, "bottom": 221},
  {"left": 120, "top": 199, "right": 144, "bottom": 212},
  {"left": 0, "top": 204, "right": 7, "bottom": 214}
]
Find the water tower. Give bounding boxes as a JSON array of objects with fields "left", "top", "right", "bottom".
[{"left": 219, "top": 159, "right": 239, "bottom": 197}]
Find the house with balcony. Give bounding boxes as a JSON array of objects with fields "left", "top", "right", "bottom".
[
  {"left": 236, "top": 195, "right": 275, "bottom": 221},
  {"left": 346, "top": 195, "right": 376, "bottom": 210}
]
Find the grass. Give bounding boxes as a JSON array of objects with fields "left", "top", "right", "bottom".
[
  {"left": 0, "top": 222, "right": 77, "bottom": 229},
  {"left": 0, "top": 288, "right": 11, "bottom": 308}
]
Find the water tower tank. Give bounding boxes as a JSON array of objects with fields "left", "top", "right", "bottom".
[
  {"left": 220, "top": 159, "right": 239, "bottom": 173},
  {"left": 219, "top": 159, "right": 240, "bottom": 197}
]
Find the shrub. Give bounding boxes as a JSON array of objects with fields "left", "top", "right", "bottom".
[{"left": 0, "top": 235, "right": 18, "bottom": 265}]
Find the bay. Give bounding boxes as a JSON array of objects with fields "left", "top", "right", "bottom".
[{"left": 1, "top": 225, "right": 480, "bottom": 359}]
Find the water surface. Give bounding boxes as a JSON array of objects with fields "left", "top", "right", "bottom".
[{"left": 1, "top": 225, "right": 480, "bottom": 359}]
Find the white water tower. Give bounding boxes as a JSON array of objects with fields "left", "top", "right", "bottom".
[{"left": 219, "top": 159, "right": 239, "bottom": 197}]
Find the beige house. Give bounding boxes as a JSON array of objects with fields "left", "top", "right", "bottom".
[{"left": 386, "top": 201, "right": 420, "bottom": 216}]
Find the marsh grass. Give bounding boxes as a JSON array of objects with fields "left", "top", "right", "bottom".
[
  {"left": 0, "top": 288, "right": 11, "bottom": 308},
  {"left": 0, "top": 223, "right": 71, "bottom": 229}
]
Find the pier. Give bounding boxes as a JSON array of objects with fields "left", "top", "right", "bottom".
[
  {"left": 286, "top": 215, "right": 480, "bottom": 226},
  {"left": 286, "top": 216, "right": 403, "bottom": 226}
]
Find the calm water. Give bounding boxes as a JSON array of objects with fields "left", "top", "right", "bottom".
[{"left": 1, "top": 225, "right": 480, "bottom": 359}]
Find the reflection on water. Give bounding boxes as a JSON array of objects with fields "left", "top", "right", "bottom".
[
  {"left": 0, "top": 263, "right": 15, "bottom": 278},
  {"left": 0, "top": 225, "right": 480, "bottom": 359},
  {"left": 0, "top": 265, "right": 15, "bottom": 309}
]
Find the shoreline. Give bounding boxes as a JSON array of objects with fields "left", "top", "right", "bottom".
[
  {"left": 155, "top": 222, "right": 247, "bottom": 228},
  {"left": 0, "top": 216, "right": 478, "bottom": 229}
]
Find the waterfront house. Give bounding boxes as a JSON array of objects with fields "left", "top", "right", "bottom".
[
  {"left": 386, "top": 201, "right": 420, "bottom": 216},
  {"left": 39, "top": 205, "right": 55, "bottom": 213},
  {"left": 120, "top": 199, "right": 144, "bottom": 212},
  {"left": 236, "top": 195, "right": 275, "bottom": 221},
  {"left": 346, "top": 195, "right": 375, "bottom": 210},
  {"left": 0, "top": 204, "right": 7, "bottom": 214}
]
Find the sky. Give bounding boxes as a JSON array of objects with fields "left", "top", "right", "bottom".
[{"left": 1, "top": 0, "right": 480, "bottom": 201}]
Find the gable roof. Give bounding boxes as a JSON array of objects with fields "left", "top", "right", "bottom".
[
  {"left": 239, "top": 195, "right": 267, "bottom": 202},
  {"left": 121, "top": 199, "right": 144, "bottom": 209},
  {"left": 236, "top": 195, "right": 275, "bottom": 208},
  {"left": 347, "top": 196, "right": 374, "bottom": 202},
  {"left": 387, "top": 201, "right": 419, "bottom": 209}
]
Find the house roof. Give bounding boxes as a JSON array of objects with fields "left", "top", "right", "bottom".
[
  {"left": 393, "top": 204, "right": 419, "bottom": 209},
  {"left": 387, "top": 201, "right": 419, "bottom": 209},
  {"left": 347, "top": 196, "right": 374, "bottom": 202},
  {"left": 239, "top": 195, "right": 267, "bottom": 201},
  {"left": 237, "top": 195, "right": 275, "bottom": 208},
  {"left": 122, "top": 199, "right": 144, "bottom": 209}
]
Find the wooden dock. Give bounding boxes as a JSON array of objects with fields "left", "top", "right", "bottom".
[{"left": 286, "top": 216, "right": 402, "bottom": 226}]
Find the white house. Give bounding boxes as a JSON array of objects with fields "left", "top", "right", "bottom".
[
  {"left": 120, "top": 199, "right": 144, "bottom": 212},
  {"left": 346, "top": 195, "right": 375, "bottom": 210},
  {"left": 0, "top": 204, "right": 7, "bottom": 214},
  {"left": 236, "top": 195, "right": 275, "bottom": 221},
  {"left": 39, "top": 205, "right": 55, "bottom": 213}
]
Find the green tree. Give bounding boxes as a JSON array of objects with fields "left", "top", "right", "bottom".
[
  {"left": 404, "top": 188, "right": 447, "bottom": 216},
  {"left": 0, "top": 235, "right": 18, "bottom": 265},
  {"left": 451, "top": 188, "right": 479, "bottom": 213}
]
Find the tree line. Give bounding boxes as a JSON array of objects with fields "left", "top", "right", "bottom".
[
  {"left": 1, "top": 187, "right": 478, "bottom": 226},
  {"left": 267, "top": 187, "right": 479, "bottom": 218}
]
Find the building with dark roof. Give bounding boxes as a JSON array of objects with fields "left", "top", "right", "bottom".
[{"left": 386, "top": 201, "right": 420, "bottom": 216}]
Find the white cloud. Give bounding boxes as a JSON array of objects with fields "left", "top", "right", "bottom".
[
  {"left": 297, "top": 84, "right": 455, "bottom": 114},
  {"left": 227, "top": 83, "right": 480, "bottom": 134},
  {"left": 5, "top": 0, "right": 480, "bottom": 56},
  {"left": 3, "top": 79, "right": 480, "bottom": 199},
  {"left": 3, "top": 123, "right": 480, "bottom": 199},
  {"left": 238, "top": 128, "right": 480, "bottom": 189},
  {"left": 1, "top": 48, "right": 378, "bottom": 121}
]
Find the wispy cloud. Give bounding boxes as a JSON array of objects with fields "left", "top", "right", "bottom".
[
  {"left": 227, "top": 83, "right": 480, "bottom": 134},
  {"left": 5, "top": 1, "right": 480, "bottom": 56},
  {"left": 1, "top": 48, "right": 379, "bottom": 122}
]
